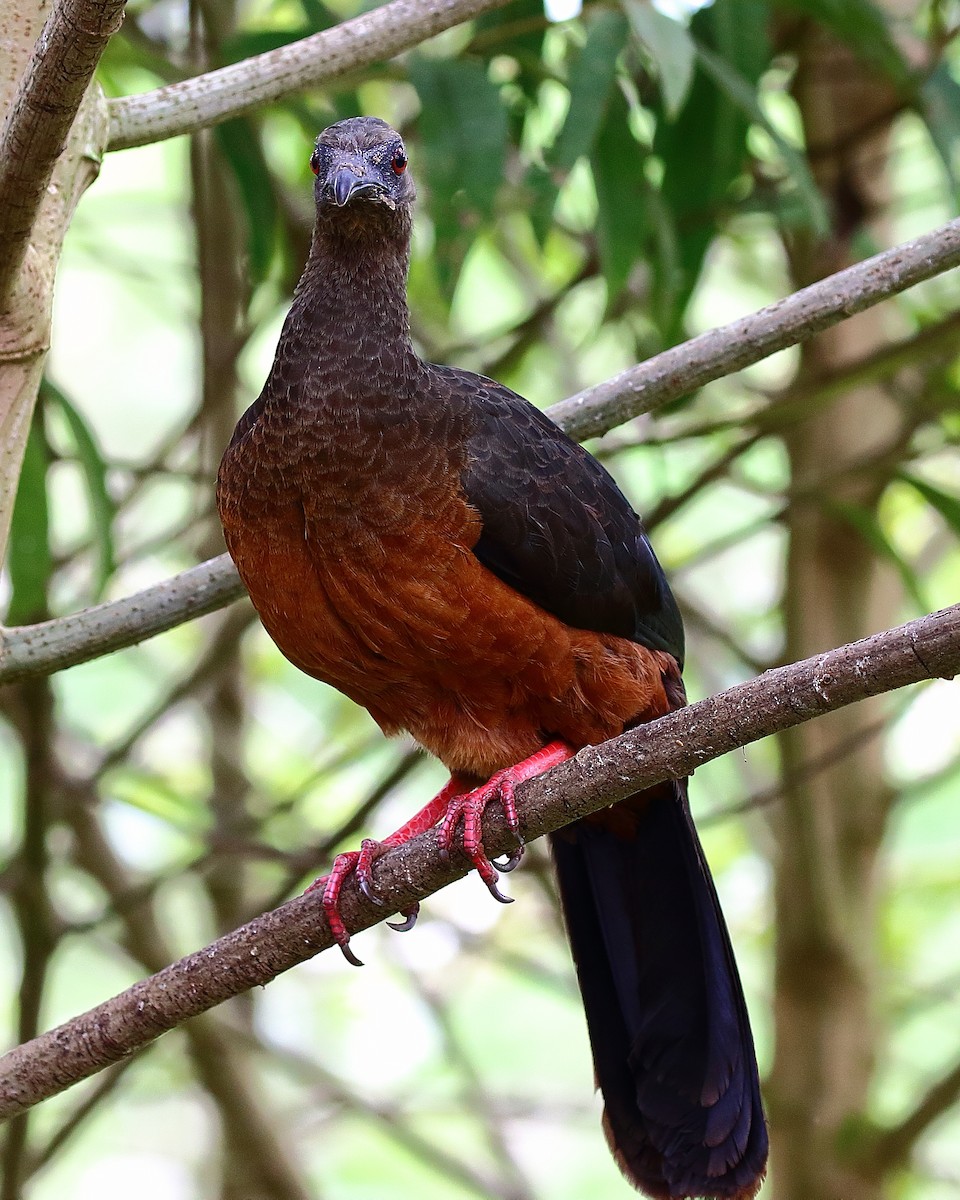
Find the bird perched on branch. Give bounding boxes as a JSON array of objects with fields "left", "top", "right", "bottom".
[{"left": 217, "top": 115, "right": 768, "bottom": 1200}]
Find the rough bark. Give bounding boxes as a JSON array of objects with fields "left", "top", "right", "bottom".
[
  {"left": 0, "top": 601, "right": 957, "bottom": 1119},
  {"left": 0, "top": 0, "right": 126, "bottom": 298},
  {"left": 106, "top": 0, "right": 515, "bottom": 150},
  {"left": 0, "top": 0, "right": 112, "bottom": 566}
]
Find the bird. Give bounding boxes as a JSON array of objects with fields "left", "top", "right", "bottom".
[{"left": 217, "top": 115, "right": 768, "bottom": 1200}]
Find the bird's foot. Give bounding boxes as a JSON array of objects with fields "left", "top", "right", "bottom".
[
  {"left": 438, "top": 741, "right": 574, "bottom": 904},
  {"left": 307, "top": 841, "right": 420, "bottom": 968},
  {"left": 306, "top": 778, "right": 470, "bottom": 965},
  {"left": 307, "top": 744, "right": 572, "bottom": 963}
]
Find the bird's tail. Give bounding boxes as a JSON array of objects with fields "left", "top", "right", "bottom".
[{"left": 550, "top": 780, "right": 767, "bottom": 1200}]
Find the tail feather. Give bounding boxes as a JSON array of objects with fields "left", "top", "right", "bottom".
[{"left": 550, "top": 780, "right": 767, "bottom": 1199}]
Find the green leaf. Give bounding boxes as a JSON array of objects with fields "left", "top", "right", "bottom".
[
  {"left": 621, "top": 0, "right": 696, "bottom": 119},
  {"left": 548, "top": 11, "right": 628, "bottom": 173},
  {"left": 7, "top": 412, "right": 51, "bottom": 626},
  {"left": 529, "top": 10, "right": 627, "bottom": 244},
  {"left": 829, "top": 499, "right": 927, "bottom": 612},
  {"left": 651, "top": 0, "right": 769, "bottom": 339},
  {"left": 215, "top": 118, "right": 279, "bottom": 285},
  {"left": 920, "top": 64, "right": 960, "bottom": 202},
  {"left": 220, "top": 27, "right": 316, "bottom": 64},
  {"left": 472, "top": 0, "right": 549, "bottom": 101},
  {"left": 298, "top": 0, "right": 338, "bottom": 30},
  {"left": 412, "top": 58, "right": 507, "bottom": 217},
  {"left": 590, "top": 88, "right": 649, "bottom": 300},
  {"left": 899, "top": 472, "right": 960, "bottom": 536},
  {"left": 774, "top": 0, "right": 910, "bottom": 88},
  {"left": 43, "top": 380, "right": 116, "bottom": 601},
  {"left": 695, "top": 42, "right": 828, "bottom": 235},
  {"left": 643, "top": 181, "right": 682, "bottom": 331},
  {"left": 410, "top": 56, "right": 508, "bottom": 291},
  {"left": 525, "top": 161, "right": 560, "bottom": 248}
]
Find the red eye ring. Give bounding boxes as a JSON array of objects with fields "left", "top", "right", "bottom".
[
  {"left": 391, "top": 149, "right": 407, "bottom": 175},
  {"left": 309, "top": 150, "right": 320, "bottom": 177}
]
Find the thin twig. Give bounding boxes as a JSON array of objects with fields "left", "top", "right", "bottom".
[
  {"left": 863, "top": 1055, "right": 960, "bottom": 1173},
  {"left": 549, "top": 216, "right": 960, "bottom": 442},
  {"left": 699, "top": 715, "right": 889, "bottom": 825},
  {"left": 107, "top": 0, "right": 515, "bottom": 151},
  {"left": 28, "top": 1058, "right": 142, "bottom": 1173},
  {"left": 0, "top": 601, "right": 956, "bottom": 1118},
  {"left": 67, "top": 799, "right": 315, "bottom": 1199},
  {"left": 243, "top": 1027, "right": 510, "bottom": 1200},
  {"left": 0, "top": 555, "right": 247, "bottom": 683}
]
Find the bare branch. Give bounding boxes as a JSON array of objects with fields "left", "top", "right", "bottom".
[
  {"left": 549, "top": 216, "right": 960, "bottom": 441},
  {"left": 107, "top": 0, "right": 514, "bottom": 152},
  {"left": 3, "top": 214, "right": 959, "bottom": 683},
  {"left": 0, "top": 601, "right": 956, "bottom": 1118},
  {"left": 864, "top": 1054, "right": 960, "bottom": 1173},
  {"left": 0, "top": 556, "right": 246, "bottom": 684},
  {"left": 0, "top": 0, "right": 127, "bottom": 302}
]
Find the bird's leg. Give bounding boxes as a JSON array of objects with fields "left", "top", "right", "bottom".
[
  {"left": 308, "top": 776, "right": 471, "bottom": 966},
  {"left": 437, "top": 741, "right": 575, "bottom": 902},
  {"left": 310, "top": 742, "right": 574, "bottom": 964}
]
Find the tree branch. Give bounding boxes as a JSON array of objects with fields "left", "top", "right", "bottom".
[
  {"left": 549, "top": 215, "right": 960, "bottom": 441},
  {"left": 3, "top": 214, "right": 959, "bottom": 683},
  {"left": 0, "top": 556, "right": 247, "bottom": 684},
  {"left": 0, "top": 601, "right": 956, "bottom": 1119},
  {"left": 0, "top": 0, "right": 127, "bottom": 302},
  {"left": 106, "top": 0, "right": 514, "bottom": 152},
  {"left": 863, "top": 1053, "right": 960, "bottom": 1173}
]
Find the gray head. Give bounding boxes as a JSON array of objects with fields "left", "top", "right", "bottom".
[{"left": 310, "top": 117, "right": 416, "bottom": 218}]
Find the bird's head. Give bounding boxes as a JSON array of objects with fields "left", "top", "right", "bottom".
[{"left": 310, "top": 117, "right": 415, "bottom": 234}]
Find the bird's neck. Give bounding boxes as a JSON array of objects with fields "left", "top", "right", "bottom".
[{"left": 288, "top": 212, "right": 420, "bottom": 383}]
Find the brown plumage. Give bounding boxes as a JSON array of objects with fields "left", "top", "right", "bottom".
[{"left": 217, "top": 116, "right": 767, "bottom": 1200}]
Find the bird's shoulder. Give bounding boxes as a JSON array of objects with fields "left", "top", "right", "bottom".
[{"left": 426, "top": 364, "right": 685, "bottom": 664}]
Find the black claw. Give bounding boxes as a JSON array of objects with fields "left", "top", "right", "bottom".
[
  {"left": 494, "top": 845, "right": 524, "bottom": 873},
  {"left": 387, "top": 904, "right": 420, "bottom": 933},
  {"left": 485, "top": 878, "right": 514, "bottom": 905},
  {"left": 338, "top": 941, "right": 365, "bottom": 968},
  {"left": 359, "top": 874, "right": 386, "bottom": 906}
]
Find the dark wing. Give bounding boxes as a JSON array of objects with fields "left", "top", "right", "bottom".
[{"left": 431, "top": 365, "right": 684, "bottom": 665}]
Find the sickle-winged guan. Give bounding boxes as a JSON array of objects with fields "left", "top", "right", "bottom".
[{"left": 217, "top": 116, "right": 767, "bottom": 1199}]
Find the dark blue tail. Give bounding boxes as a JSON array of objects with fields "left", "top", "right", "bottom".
[{"left": 550, "top": 781, "right": 767, "bottom": 1199}]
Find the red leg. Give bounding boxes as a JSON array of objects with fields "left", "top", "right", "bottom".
[
  {"left": 308, "top": 776, "right": 470, "bottom": 966},
  {"left": 437, "top": 741, "right": 575, "bottom": 901},
  {"left": 310, "top": 742, "right": 574, "bottom": 964}
]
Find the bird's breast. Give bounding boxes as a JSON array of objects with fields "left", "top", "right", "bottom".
[
  {"left": 217, "top": 392, "right": 675, "bottom": 779},
  {"left": 217, "top": 395, "right": 483, "bottom": 689}
]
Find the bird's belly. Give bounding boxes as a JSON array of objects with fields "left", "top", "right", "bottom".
[
  {"left": 228, "top": 500, "right": 524, "bottom": 696},
  {"left": 224, "top": 500, "right": 673, "bottom": 779}
]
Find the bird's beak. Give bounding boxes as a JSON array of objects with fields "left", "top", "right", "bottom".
[{"left": 329, "top": 163, "right": 385, "bottom": 207}]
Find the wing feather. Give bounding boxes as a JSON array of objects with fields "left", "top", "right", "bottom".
[{"left": 432, "top": 365, "right": 684, "bottom": 664}]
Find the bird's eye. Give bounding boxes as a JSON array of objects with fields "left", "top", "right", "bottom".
[
  {"left": 309, "top": 150, "right": 320, "bottom": 177},
  {"left": 391, "top": 149, "right": 407, "bottom": 175}
]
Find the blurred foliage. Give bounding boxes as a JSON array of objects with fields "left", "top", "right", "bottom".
[{"left": 2, "top": 0, "right": 960, "bottom": 1198}]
